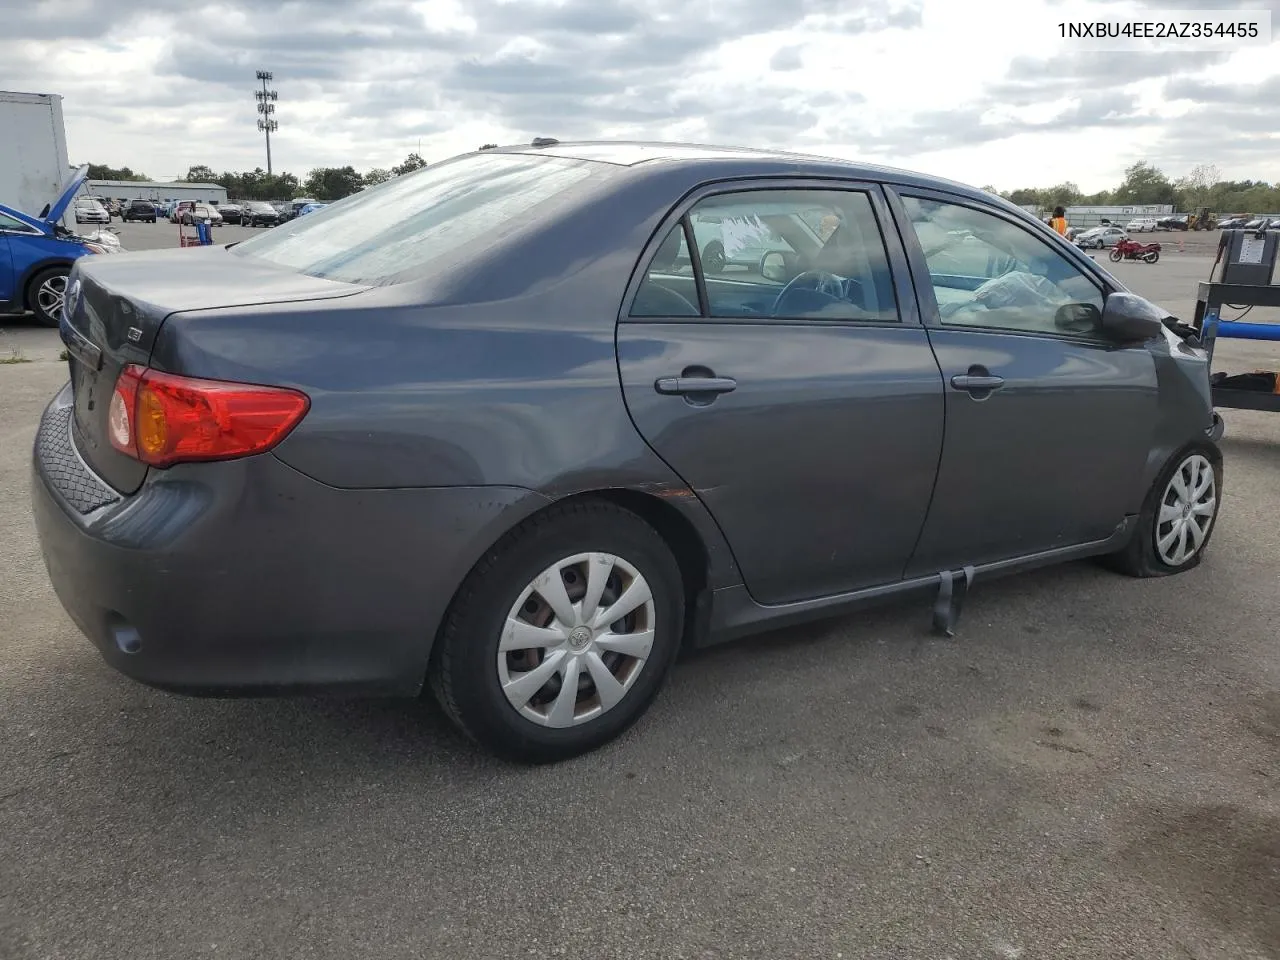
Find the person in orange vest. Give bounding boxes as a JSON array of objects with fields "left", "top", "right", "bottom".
[{"left": 1050, "top": 206, "right": 1069, "bottom": 237}]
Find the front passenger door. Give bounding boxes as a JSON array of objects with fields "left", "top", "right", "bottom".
[
  {"left": 892, "top": 191, "right": 1159, "bottom": 576},
  {"left": 0, "top": 214, "right": 21, "bottom": 308}
]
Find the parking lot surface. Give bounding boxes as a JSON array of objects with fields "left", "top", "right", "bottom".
[{"left": 2, "top": 247, "right": 1278, "bottom": 959}]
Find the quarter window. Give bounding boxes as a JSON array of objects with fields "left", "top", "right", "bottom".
[
  {"left": 630, "top": 224, "right": 700, "bottom": 318},
  {"left": 901, "top": 195, "right": 1104, "bottom": 337}
]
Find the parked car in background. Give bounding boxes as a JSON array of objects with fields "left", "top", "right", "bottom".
[
  {"left": 122, "top": 200, "right": 157, "bottom": 223},
  {"left": 0, "top": 166, "right": 119, "bottom": 326},
  {"left": 241, "top": 201, "right": 280, "bottom": 227},
  {"left": 270, "top": 200, "right": 295, "bottom": 223},
  {"left": 1158, "top": 215, "right": 1189, "bottom": 231},
  {"left": 218, "top": 202, "right": 244, "bottom": 225},
  {"left": 688, "top": 208, "right": 798, "bottom": 274},
  {"left": 73, "top": 197, "right": 110, "bottom": 225},
  {"left": 30, "top": 141, "right": 1224, "bottom": 763},
  {"left": 289, "top": 198, "right": 320, "bottom": 219},
  {"left": 1216, "top": 216, "right": 1249, "bottom": 230},
  {"left": 1125, "top": 218, "right": 1158, "bottom": 233},
  {"left": 181, "top": 203, "right": 223, "bottom": 226},
  {"left": 296, "top": 202, "right": 328, "bottom": 216},
  {"left": 1075, "top": 225, "right": 1128, "bottom": 249}
]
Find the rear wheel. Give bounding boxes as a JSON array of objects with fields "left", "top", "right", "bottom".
[
  {"left": 27, "top": 266, "right": 69, "bottom": 328},
  {"left": 1144, "top": 250, "right": 1160, "bottom": 263},
  {"left": 1106, "top": 445, "right": 1222, "bottom": 577},
  {"left": 429, "top": 501, "right": 685, "bottom": 763}
]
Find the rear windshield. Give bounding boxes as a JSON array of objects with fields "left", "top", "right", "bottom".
[{"left": 228, "top": 152, "right": 602, "bottom": 286}]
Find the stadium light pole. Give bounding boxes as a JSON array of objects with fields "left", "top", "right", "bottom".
[{"left": 255, "top": 70, "right": 279, "bottom": 175}]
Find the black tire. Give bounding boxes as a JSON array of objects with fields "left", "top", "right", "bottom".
[
  {"left": 1108, "top": 248, "right": 1123, "bottom": 262},
  {"left": 701, "top": 240, "right": 726, "bottom": 274},
  {"left": 26, "top": 266, "right": 70, "bottom": 328},
  {"left": 429, "top": 500, "right": 685, "bottom": 763},
  {"left": 1104, "top": 443, "right": 1223, "bottom": 578},
  {"left": 1144, "top": 250, "right": 1160, "bottom": 263}
]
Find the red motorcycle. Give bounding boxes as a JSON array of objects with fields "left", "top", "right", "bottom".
[{"left": 1109, "top": 238, "right": 1161, "bottom": 263}]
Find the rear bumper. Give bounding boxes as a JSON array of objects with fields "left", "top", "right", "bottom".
[{"left": 31, "top": 383, "right": 549, "bottom": 696}]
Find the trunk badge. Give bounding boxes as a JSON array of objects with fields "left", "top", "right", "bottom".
[{"left": 127, "top": 327, "right": 143, "bottom": 343}]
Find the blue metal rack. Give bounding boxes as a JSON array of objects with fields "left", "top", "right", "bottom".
[{"left": 1194, "top": 281, "right": 1280, "bottom": 412}]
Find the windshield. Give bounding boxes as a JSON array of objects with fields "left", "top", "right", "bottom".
[{"left": 229, "top": 152, "right": 602, "bottom": 286}]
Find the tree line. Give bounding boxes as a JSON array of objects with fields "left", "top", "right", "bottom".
[
  {"left": 987, "top": 161, "right": 1280, "bottom": 214},
  {"left": 90, "top": 153, "right": 1280, "bottom": 214},
  {"left": 86, "top": 144, "right": 501, "bottom": 203}
]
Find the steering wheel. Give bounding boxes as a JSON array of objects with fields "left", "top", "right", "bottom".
[{"left": 771, "top": 269, "right": 854, "bottom": 317}]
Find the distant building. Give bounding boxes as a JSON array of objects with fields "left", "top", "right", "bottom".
[
  {"left": 1022, "top": 203, "right": 1175, "bottom": 229},
  {"left": 86, "top": 179, "right": 228, "bottom": 205}
]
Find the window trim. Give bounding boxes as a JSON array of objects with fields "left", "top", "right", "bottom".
[
  {"left": 619, "top": 177, "right": 921, "bottom": 328},
  {"left": 884, "top": 185, "right": 1120, "bottom": 345},
  {"left": 681, "top": 215, "right": 710, "bottom": 316}
]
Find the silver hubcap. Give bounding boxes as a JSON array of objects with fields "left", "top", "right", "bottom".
[
  {"left": 1155, "top": 454, "right": 1216, "bottom": 566},
  {"left": 498, "top": 552, "right": 656, "bottom": 728},
  {"left": 37, "top": 274, "right": 67, "bottom": 318}
]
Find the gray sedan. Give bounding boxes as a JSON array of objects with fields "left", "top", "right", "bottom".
[
  {"left": 1075, "top": 225, "right": 1129, "bottom": 249},
  {"left": 32, "top": 140, "right": 1224, "bottom": 763}
]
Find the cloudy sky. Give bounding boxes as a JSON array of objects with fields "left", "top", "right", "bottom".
[{"left": 2, "top": 0, "right": 1277, "bottom": 192}]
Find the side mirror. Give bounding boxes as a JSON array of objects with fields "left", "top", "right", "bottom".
[
  {"left": 1054, "top": 301, "right": 1102, "bottom": 336},
  {"left": 760, "top": 250, "right": 788, "bottom": 283},
  {"left": 1099, "top": 291, "right": 1167, "bottom": 343}
]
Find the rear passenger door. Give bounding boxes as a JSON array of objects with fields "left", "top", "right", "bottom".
[
  {"left": 617, "top": 182, "right": 946, "bottom": 606},
  {"left": 887, "top": 189, "right": 1159, "bottom": 576}
]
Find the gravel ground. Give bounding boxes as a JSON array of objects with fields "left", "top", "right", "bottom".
[{"left": 1, "top": 232, "right": 1278, "bottom": 960}]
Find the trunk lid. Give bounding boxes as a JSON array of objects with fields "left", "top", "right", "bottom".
[{"left": 62, "top": 245, "right": 367, "bottom": 495}]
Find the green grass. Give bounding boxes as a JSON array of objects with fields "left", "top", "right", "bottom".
[{"left": 0, "top": 349, "right": 30, "bottom": 364}]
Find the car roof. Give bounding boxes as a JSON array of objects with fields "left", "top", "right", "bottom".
[{"left": 492, "top": 139, "right": 1013, "bottom": 211}]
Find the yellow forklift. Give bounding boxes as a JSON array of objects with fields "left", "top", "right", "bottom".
[{"left": 1188, "top": 206, "right": 1218, "bottom": 230}]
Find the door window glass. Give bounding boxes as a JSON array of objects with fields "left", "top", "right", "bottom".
[
  {"left": 901, "top": 195, "right": 1104, "bottom": 336},
  {"left": 689, "top": 189, "right": 898, "bottom": 322},
  {"left": 0, "top": 212, "right": 37, "bottom": 232}
]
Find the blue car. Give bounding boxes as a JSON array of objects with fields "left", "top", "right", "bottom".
[
  {"left": 0, "top": 166, "right": 116, "bottom": 327},
  {"left": 297, "top": 202, "right": 328, "bottom": 216}
]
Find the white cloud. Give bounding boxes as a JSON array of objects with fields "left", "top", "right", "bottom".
[{"left": 0, "top": 0, "right": 1276, "bottom": 193}]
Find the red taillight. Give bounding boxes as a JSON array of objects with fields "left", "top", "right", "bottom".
[{"left": 108, "top": 365, "right": 310, "bottom": 468}]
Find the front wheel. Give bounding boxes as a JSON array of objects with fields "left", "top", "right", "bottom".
[
  {"left": 1105, "top": 446, "right": 1222, "bottom": 577},
  {"left": 1109, "top": 248, "right": 1123, "bottom": 262},
  {"left": 429, "top": 501, "right": 686, "bottom": 763},
  {"left": 27, "top": 266, "right": 70, "bottom": 328}
]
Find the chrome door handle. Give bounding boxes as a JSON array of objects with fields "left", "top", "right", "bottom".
[
  {"left": 950, "top": 374, "right": 1005, "bottom": 391},
  {"left": 654, "top": 376, "right": 738, "bottom": 396}
]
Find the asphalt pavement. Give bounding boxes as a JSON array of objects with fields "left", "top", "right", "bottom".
[{"left": 1, "top": 231, "right": 1278, "bottom": 960}]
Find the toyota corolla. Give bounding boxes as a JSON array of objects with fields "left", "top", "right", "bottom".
[{"left": 32, "top": 140, "right": 1224, "bottom": 763}]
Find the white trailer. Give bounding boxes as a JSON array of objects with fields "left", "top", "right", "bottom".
[{"left": 0, "top": 90, "right": 72, "bottom": 228}]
